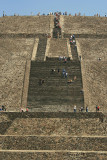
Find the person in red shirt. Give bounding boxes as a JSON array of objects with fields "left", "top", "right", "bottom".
[{"left": 97, "top": 106, "right": 100, "bottom": 111}]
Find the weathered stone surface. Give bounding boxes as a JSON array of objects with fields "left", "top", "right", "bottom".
[
  {"left": 1, "top": 136, "right": 107, "bottom": 151},
  {"left": 0, "top": 15, "right": 107, "bottom": 160},
  {"left": 0, "top": 38, "right": 34, "bottom": 110},
  {"left": 48, "top": 38, "right": 68, "bottom": 57},
  {"left": 76, "top": 38, "right": 107, "bottom": 112},
  {"left": 63, "top": 16, "right": 107, "bottom": 35},
  {"left": 0, "top": 151, "right": 107, "bottom": 160},
  {"left": 5, "top": 118, "right": 107, "bottom": 136},
  {"left": 0, "top": 16, "right": 54, "bottom": 34}
]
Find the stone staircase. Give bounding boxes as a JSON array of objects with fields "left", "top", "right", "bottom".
[
  {"left": 36, "top": 36, "right": 47, "bottom": 61},
  {"left": 53, "top": 28, "right": 61, "bottom": 38},
  {"left": 70, "top": 43, "right": 78, "bottom": 60},
  {"left": 27, "top": 59, "right": 84, "bottom": 111},
  {"left": 0, "top": 112, "right": 107, "bottom": 160},
  {"left": 53, "top": 13, "right": 61, "bottom": 38}
]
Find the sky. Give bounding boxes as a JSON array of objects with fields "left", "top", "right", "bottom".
[{"left": 0, "top": 0, "right": 107, "bottom": 17}]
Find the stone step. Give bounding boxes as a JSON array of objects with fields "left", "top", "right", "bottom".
[
  {"left": 28, "top": 86, "right": 83, "bottom": 93},
  {"left": 30, "top": 69, "right": 81, "bottom": 73},
  {"left": 30, "top": 70, "right": 81, "bottom": 74},
  {"left": 28, "top": 96, "right": 84, "bottom": 102},
  {"left": 30, "top": 63, "right": 81, "bottom": 69},
  {"left": 28, "top": 83, "right": 83, "bottom": 88},
  {"left": 30, "top": 73, "right": 82, "bottom": 78},
  {"left": 29, "top": 81, "right": 82, "bottom": 86},
  {"left": 28, "top": 97, "right": 84, "bottom": 104},
  {"left": 29, "top": 77, "right": 82, "bottom": 82},
  {"left": 29, "top": 78, "right": 82, "bottom": 83},
  {"left": 28, "top": 101, "right": 84, "bottom": 107},
  {"left": 27, "top": 97, "right": 84, "bottom": 105},
  {"left": 30, "top": 65, "right": 81, "bottom": 69},
  {"left": 28, "top": 89, "right": 83, "bottom": 95},
  {"left": 36, "top": 37, "right": 47, "bottom": 61},
  {"left": 31, "top": 61, "right": 80, "bottom": 66},
  {"left": 29, "top": 79, "right": 82, "bottom": 85},
  {"left": 29, "top": 74, "right": 82, "bottom": 79},
  {"left": 28, "top": 101, "right": 84, "bottom": 108}
]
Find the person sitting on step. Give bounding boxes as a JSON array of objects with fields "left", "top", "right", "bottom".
[
  {"left": 51, "top": 69, "right": 55, "bottom": 74},
  {"left": 67, "top": 79, "right": 73, "bottom": 83},
  {"left": 39, "top": 79, "right": 44, "bottom": 85}
]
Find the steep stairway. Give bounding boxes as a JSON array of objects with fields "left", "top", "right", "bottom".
[
  {"left": 53, "top": 28, "right": 61, "bottom": 38},
  {"left": 71, "top": 44, "right": 78, "bottom": 60},
  {"left": 36, "top": 36, "right": 47, "bottom": 61},
  {"left": 27, "top": 14, "right": 84, "bottom": 112},
  {"left": 53, "top": 13, "right": 61, "bottom": 38},
  {"left": 27, "top": 59, "right": 84, "bottom": 111},
  {"left": 69, "top": 36, "right": 78, "bottom": 60}
]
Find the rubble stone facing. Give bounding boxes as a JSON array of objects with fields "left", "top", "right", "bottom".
[
  {"left": 5, "top": 118, "right": 107, "bottom": 136},
  {"left": 1, "top": 136, "right": 107, "bottom": 151},
  {"left": 0, "top": 152, "right": 107, "bottom": 160},
  {"left": 0, "top": 112, "right": 106, "bottom": 135},
  {"left": 63, "top": 16, "right": 107, "bottom": 35},
  {"left": 0, "top": 38, "right": 35, "bottom": 110},
  {"left": 48, "top": 38, "right": 68, "bottom": 57},
  {"left": 76, "top": 38, "right": 107, "bottom": 112},
  {"left": 0, "top": 16, "right": 54, "bottom": 34},
  {"left": 0, "top": 112, "right": 106, "bottom": 159}
]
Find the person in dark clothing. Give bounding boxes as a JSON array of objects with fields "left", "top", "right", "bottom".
[
  {"left": 51, "top": 69, "right": 55, "bottom": 74},
  {"left": 2, "top": 105, "right": 6, "bottom": 111},
  {"left": 39, "top": 79, "right": 44, "bottom": 85},
  {"left": 86, "top": 106, "right": 88, "bottom": 112},
  {"left": 81, "top": 107, "right": 84, "bottom": 112},
  {"left": 72, "top": 34, "right": 75, "bottom": 39},
  {"left": 2, "top": 105, "right": 5, "bottom": 110}
]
